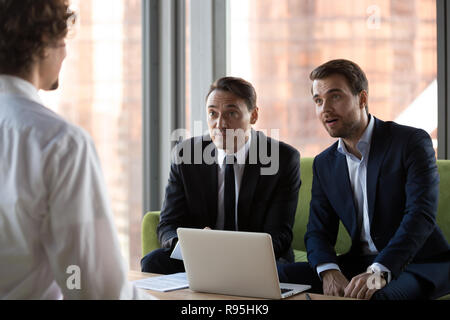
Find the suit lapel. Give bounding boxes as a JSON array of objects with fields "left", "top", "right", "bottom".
[
  {"left": 367, "top": 118, "right": 391, "bottom": 225},
  {"left": 330, "top": 150, "right": 359, "bottom": 239},
  {"left": 237, "top": 130, "right": 261, "bottom": 230}
]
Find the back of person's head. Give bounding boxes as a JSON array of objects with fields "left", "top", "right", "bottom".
[
  {"left": 207, "top": 77, "right": 258, "bottom": 111},
  {"left": 310, "top": 59, "right": 369, "bottom": 113},
  {"left": 0, "top": 0, "right": 76, "bottom": 76}
]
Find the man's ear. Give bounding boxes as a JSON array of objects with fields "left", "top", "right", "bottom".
[
  {"left": 250, "top": 107, "right": 259, "bottom": 125},
  {"left": 359, "top": 90, "right": 368, "bottom": 110}
]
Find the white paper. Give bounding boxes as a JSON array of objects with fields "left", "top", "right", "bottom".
[
  {"left": 170, "top": 241, "right": 183, "bottom": 260},
  {"left": 132, "top": 272, "right": 189, "bottom": 292}
]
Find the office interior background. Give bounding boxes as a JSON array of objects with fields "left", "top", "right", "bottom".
[{"left": 39, "top": 0, "right": 447, "bottom": 271}]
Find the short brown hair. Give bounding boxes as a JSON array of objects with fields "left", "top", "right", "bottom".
[
  {"left": 310, "top": 59, "right": 369, "bottom": 112},
  {"left": 206, "top": 77, "right": 257, "bottom": 111},
  {"left": 0, "top": 0, "right": 76, "bottom": 75}
]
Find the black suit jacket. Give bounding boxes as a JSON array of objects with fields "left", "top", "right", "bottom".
[
  {"left": 305, "top": 117, "right": 450, "bottom": 294},
  {"left": 157, "top": 129, "right": 301, "bottom": 262}
]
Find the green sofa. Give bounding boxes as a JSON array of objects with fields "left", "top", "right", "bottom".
[{"left": 141, "top": 158, "right": 450, "bottom": 298}]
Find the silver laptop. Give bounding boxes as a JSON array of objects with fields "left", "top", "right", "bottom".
[{"left": 177, "top": 228, "right": 311, "bottom": 299}]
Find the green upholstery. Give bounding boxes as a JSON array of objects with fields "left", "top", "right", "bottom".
[
  {"left": 292, "top": 158, "right": 351, "bottom": 261},
  {"left": 141, "top": 211, "right": 161, "bottom": 257},
  {"left": 436, "top": 161, "right": 450, "bottom": 300},
  {"left": 141, "top": 158, "right": 450, "bottom": 299},
  {"left": 437, "top": 160, "right": 450, "bottom": 239}
]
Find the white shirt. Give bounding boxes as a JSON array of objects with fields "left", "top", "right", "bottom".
[
  {"left": 215, "top": 134, "right": 251, "bottom": 230},
  {"left": 317, "top": 115, "right": 391, "bottom": 282},
  {"left": 338, "top": 114, "right": 378, "bottom": 255},
  {"left": 0, "top": 75, "right": 150, "bottom": 299}
]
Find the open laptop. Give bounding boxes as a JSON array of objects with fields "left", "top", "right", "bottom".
[{"left": 177, "top": 228, "right": 311, "bottom": 299}]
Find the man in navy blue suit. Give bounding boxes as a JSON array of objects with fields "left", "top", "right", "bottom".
[{"left": 278, "top": 59, "right": 450, "bottom": 300}]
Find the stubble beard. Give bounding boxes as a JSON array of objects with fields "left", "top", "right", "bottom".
[{"left": 325, "top": 118, "right": 362, "bottom": 141}]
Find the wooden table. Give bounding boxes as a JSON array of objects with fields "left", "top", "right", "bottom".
[{"left": 128, "top": 270, "right": 353, "bottom": 300}]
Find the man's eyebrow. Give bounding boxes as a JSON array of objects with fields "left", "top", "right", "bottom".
[
  {"left": 313, "top": 88, "right": 344, "bottom": 99},
  {"left": 326, "top": 88, "right": 344, "bottom": 94},
  {"left": 208, "top": 104, "right": 239, "bottom": 109},
  {"left": 224, "top": 104, "right": 239, "bottom": 109}
]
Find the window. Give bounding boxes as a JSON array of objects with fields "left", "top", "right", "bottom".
[
  {"left": 230, "top": 0, "right": 438, "bottom": 156},
  {"left": 40, "top": 0, "right": 142, "bottom": 270},
  {"left": 185, "top": 0, "right": 191, "bottom": 133}
]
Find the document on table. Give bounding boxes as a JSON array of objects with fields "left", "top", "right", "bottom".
[{"left": 133, "top": 272, "right": 189, "bottom": 292}]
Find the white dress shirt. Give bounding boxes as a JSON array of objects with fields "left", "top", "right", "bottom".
[
  {"left": 0, "top": 75, "right": 149, "bottom": 299},
  {"left": 215, "top": 134, "right": 251, "bottom": 230},
  {"left": 317, "top": 115, "right": 391, "bottom": 282}
]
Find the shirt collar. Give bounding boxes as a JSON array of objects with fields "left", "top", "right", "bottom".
[
  {"left": 337, "top": 114, "right": 375, "bottom": 161},
  {"left": 218, "top": 132, "right": 252, "bottom": 168},
  {"left": 0, "top": 75, "right": 43, "bottom": 106}
]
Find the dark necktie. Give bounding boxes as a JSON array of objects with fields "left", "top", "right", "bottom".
[{"left": 224, "top": 155, "right": 236, "bottom": 231}]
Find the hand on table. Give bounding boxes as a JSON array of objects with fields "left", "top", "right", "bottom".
[{"left": 321, "top": 269, "right": 349, "bottom": 297}]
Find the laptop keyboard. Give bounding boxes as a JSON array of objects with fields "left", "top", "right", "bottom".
[{"left": 281, "top": 288, "right": 294, "bottom": 294}]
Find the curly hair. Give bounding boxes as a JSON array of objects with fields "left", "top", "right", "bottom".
[{"left": 0, "top": 0, "right": 76, "bottom": 75}]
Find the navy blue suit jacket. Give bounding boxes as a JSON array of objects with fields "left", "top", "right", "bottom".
[{"left": 305, "top": 117, "right": 450, "bottom": 293}]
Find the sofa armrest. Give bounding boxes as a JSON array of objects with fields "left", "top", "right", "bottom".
[{"left": 141, "top": 211, "right": 161, "bottom": 256}]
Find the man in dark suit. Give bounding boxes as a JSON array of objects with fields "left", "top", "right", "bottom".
[
  {"left": 141, "top": 77, "right": 301, "bottom": 274},
  {"left": 278, "top": 59, "right": 450, "bottom": 300}
]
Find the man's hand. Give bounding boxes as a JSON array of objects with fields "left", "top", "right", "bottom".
[
  {"left": 321, "top": 269, "right": 349, "bottom": 297},
  {"left": 344, "top": 272, "right": 386, "bottom": 300}
]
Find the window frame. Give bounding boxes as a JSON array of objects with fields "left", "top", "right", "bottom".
[{"left": 143, "top": 0, "right": 450, "bottom": 213}]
